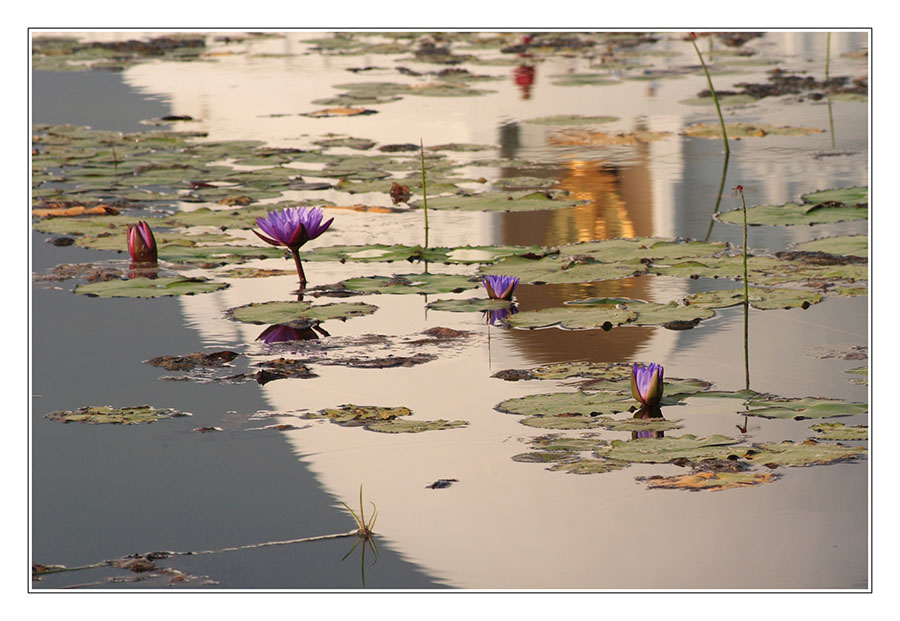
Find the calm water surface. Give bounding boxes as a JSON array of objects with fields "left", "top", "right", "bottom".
[{"left": 31, "top": 31, "right": 870, "bottom": 590}]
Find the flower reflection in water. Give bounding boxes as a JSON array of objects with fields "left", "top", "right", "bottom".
[
  {"left": 632, "top": 404, "right": 665, "bottom": 440},
  {"left": 256, "top": 321, "right": 330, "bottom": 344},
  {"left": 483, "top": 304, "right": 518, "bottom": 326}
]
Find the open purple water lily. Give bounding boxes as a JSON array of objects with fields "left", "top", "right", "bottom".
[
  {"left": 253, "top": 206, "right": 333, "bottom": 287},
  {"left": 482, "top": 274, "right": 520, "bottom": 301},
  {"left": 630, "top": 362, "right": 664, "bottom": 407},
  {"left": 127, "top": 220, "right": 157, "bottom": 263}
]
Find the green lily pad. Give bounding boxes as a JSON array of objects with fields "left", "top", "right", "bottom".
[
  {"left": 742, "top": 439, "right": 867, "bottom": 467},
  {"left": 227, "top": 300, "right": 378, "bottom": 324},
  {"left": 425, "top": 297, "right": 514, "bottom": 312},
  {"left": 596, "top": 434, "right": 742, "bottom": 464},
  {"left": 594, "top": 416, "right": 685, "bottom": 432},
  {"left": 312, "top": 136, "right": 377, "bottom": 150},
  {"left": 496, "top": 391, "right": 633, "bottom": 418},
  {"left": 523, "top": 114, "right": 619, "bottom": 126},
  {"left": 640, "top": 471, "right": 779, "bottom": 491},
  {"left": 338, "top": 273, "right": 479, "bottom": 295},
  {"left": 518, "top": 415, "right": 604, "bottom": 430},
  {"left": 482, "top": 254, "right": 642, "bottom": 285},
  {"left": 365, "top": 419, "right": 469, "bottom": 433},
  {"left": 686, "top": 287, "right": 823, "bottom": 311},
  {"left": 683, "top": 122, "right": 824, "bottom": 139},
  {"left": 301, "top": 243, "right": 551, "bottom": 265},
  {"left": 744, "top": 397, "right": 868, "bottom": 420},
  {"left": 845, "top": 366, "right": 868, "bottom": 385},
  {"left": 548, "top": 458, "right": 631, "bottom": 474},
  {"left": 522, "top": 361, "right": 634, "bottom": 381},
  {"left": 429, "top": 143, "right": 496, "bottom": 152},
  {"left": 718, "top": 186, "right": 868, "bottom": 227},
  {"left": 45, "top": 405, "right": 190, "bottom": 425},
  {"left": 549, "top": 73, "right": 621, "bottom": 87},
  {"left": 75, "top": 276, "right": 228, "bottom": 298},
  {"left": 793, "top": 235, "right": 868, "bottom": 258},
  {"left": 411, "top": 191, "right": 587, "bottom": 212},
  {"left": 312, "top": 404, "right": 468, "bottom": 433},
  {"left": 810, "top": 423, "right": 868, "bottom": 441},
  {"left": 508, "top": 298, "right": 714, "bottom": 330}
]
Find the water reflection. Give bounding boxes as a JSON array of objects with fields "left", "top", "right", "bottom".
[
  {"left": 631, "top": 404, "right": 666, "bottom": 440},
  {"left": 483, "top": 304, "right": 518, "bottom": 326},
  {"left": 256, "top": 321, "right": 329, "bottom": 343}
]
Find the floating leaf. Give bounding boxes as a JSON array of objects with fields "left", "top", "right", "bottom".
[
  {"left": 683, "top": 122, "right": 824, "bottom": 139},
  {"left": 744, "top": 397, "right": 868, "bottom": 420},
  {"left": 302, "top": 106, "right": 377, "bottom": 117},
  {"left": 76, "top": 276, "right": 228, "bottom": 298},
  {"left": 425, "top": 297, "right": 514, "bottom": 312},
  {"left": 302, "top": 243, "right": 551, "bottom": 265},
  {"left": 595, "top": 434, "right": 742, "bottom": 464},
  {"left": 844, "top": 366, "right": 868, "bottom": 385},
  {"left": 227, "top": 300, "right": 377, "bottom": 324},
  {"left": 337, "top": 273, "right": 479, "bottom": 295},
  {"left": 496, "top": 391, "right": 633, "bottom": 418},
  {"left": 594, "top": 416, "right": 685, "bottom": 432},
  {"left": 639, "top": 471, "right": 779, "bottom": 491},
  {"left": 523, "top": 114, "right": 619, "bottom": 126},
  {"left": 365, "top": 419, "right": 469, "bottom": 433},
  {"left": 547, "top": 459, "right": 631, "bottom": 474},
  {"left": 508, "top": 298, "right": 713, "bottom": 330},
  {"left": 686, "top": 287, "right": 823, "bottom": 311},
  {"left": 742, "top": 439, "right": 866, "bottom": 467},
  {"left": 810, "top": 423, "right": 868, "bottom": 441},
  {"left": 45, "top": 405, "right": 190, "bottom": 425},
  {"left": 411, "top": 191, "right": 587, "bottom": 212},
  {"left": 718, "top": 186, "right": 868, "bottom": 226},
  {"left": 793, "top": 235, "right": 868, "bottom": 258},
  {"left": 548, "top": 129, "right": 672, "bottom": 146}
]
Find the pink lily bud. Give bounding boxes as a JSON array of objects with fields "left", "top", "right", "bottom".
[{"left": 127, "top": 221, "right": 157, "bottom": 263}]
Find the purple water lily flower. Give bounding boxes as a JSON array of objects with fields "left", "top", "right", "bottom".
[
  {"left": 127, "top": 220, "right": 157, "bottom": 263},
  {"left": 630, "top": 362, "right": 664, "bottom": 407},
  {"left": 253, "top": 206, "right": 333, "bottom": 287},
  {"left": 482, "top": 274, "right": 520, "bottom": 301}
]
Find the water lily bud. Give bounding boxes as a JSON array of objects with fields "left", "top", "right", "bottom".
[
  {"left": 630, "top": 362, "right": 664, "bottom": 406},
  {"left": 127, "top": 221, "right": 157, "bottom": 263}
]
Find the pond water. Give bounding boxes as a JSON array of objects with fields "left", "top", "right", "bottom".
[{"left": 30, "top": 30, "right": 870, "bottom": 590}]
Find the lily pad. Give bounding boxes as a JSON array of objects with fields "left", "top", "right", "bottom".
[
  {"left": 548, "top": 129, "right": 672, "bottom": 146},
  {"left": 793, "top": 235, "right": 868, "bottom": 258},
  {"left": 508, "top": 298, "right": 714, "bottom": 330},
  {"left": 744, "top": 397, "right": 868, "bottom": 420},
  {"left": 75, "top": 276, "right": 228, "bottom": 298},
  {"left": 496, "top": 391, "right": 633, "bottom": 418},
  {"left": 411, "top": 191, "right": 587, "bottom": 212},
  {"left": 686, "top": 287, "right": 823, "bottom": 310},
  {"left": 425, "top": 297, "right": 514, "bottom": 312},
  {"left": 523, "top": 114, "right": 619, "bottom": 126},
  {"left": 548, "top": 74, "right": 622, "bottom": 87},
  {"left": 682, "top": 122, "right": 824, "bottom": 139},
  {"left": 810, "top": 423, "right": 868, "bottom": 441},
  {"left": 227, "top": 300, "right": 378, "bottom": 324},
  {"left": 365, "top": 419, "right": 469, "bottom": 433},
  {"left": 338, "top": 273, "right": 479, "bottom": 295},
  {"left": 742, "top": 439, "right": 867, "bottom": 467},
  {"left": 639, "top": 471, "right": 779, "bottom": 491},
  {"left": 596, "top": 434, "right": 742, "bottom": 464},
  {"left": 718, "top": 186, "right": 868, "bottom": 227},
  {"left": 844, "top": 366, "right": 868, "bottom": 385},
  {"left": 302, "top": 243, "right": 551, "bottom": 265},
  {"left": 314, "top": 404, "right": 412, "bottom": 423},
  {"left": 548, "top": 459, "right": 631, "bottom": 474},
  {"left": 45, "top": 405, "right": 190, "bottom": 425},
  {"left": 679, "top": 93, "right": 758, "bottom": 107},
  {"left": 594, "top": 416, "right": 685, "bottom": 432}
]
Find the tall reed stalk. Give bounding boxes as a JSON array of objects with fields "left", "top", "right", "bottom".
[
  {"left": 690, "top": 32, "right": 729, "bottom": 156},
  {"left": 734, "top": 184, "right": 750, "bottom": 390},
  {"left": 420, "top": 138, "right": 429, "bottom": 250}
]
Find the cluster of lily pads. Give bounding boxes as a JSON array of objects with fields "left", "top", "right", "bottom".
[{"left": 491, "top": 360, "right": 867, "bottom": 490}]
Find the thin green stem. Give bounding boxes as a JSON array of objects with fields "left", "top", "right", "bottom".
[
  {"left": 420, "top": 138, "right": 429, "bottom": 250},
  {"left": 825, "top": 32, "right": 831, "bottom": 82},
  {"left": 704, "top": 149, "right": 730, "bottom": 241},
  {"left": 690, "top": 35, "right": 729, "bottom": 156},
  {"left": 737, "top": 185, "right": 750, "bottom": 390}
]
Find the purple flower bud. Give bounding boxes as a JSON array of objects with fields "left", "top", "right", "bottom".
[
  {"left": 482, "top": 274, "right": 520, "bottom": 300},
  {"left": 630, "top": 362, "right": 664, "bottom": 406},
  {"left": 127, "top": 221, "right": 157, "bottom": 263}
]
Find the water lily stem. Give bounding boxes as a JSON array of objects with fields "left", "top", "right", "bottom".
[
  {"left": 690, "top": 34, "right": 729, "bottom": 156},
  {"left": 420, "top": 138, "right": 429, "bottom": 250},
  {"left": 737, "top": 185, "right": 750, "bottom": 390},
  {"left": 291, "top": 248, "right": 307, "bottom": 288}
]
